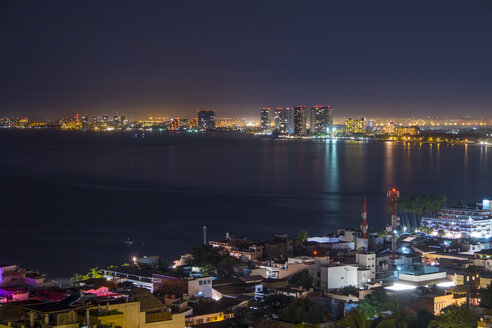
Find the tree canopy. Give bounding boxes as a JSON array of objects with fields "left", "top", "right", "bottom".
[
  {"left": 337, "top": 293, "right": 435, "bottom": 328},
  {"left": 397, "top": 194, "right": 447, "bottom": 229},
  {"left": 290, "top": 270, "right": 313, "bottom": 290},
  {"left": 297, "top": 229, "right": 309, "bottom": 243},
  {"left": 337, "top": 308, "right": 371, "bottom": 328},
  {"left": 412, "top": 309, "right": 434, "bottom": 328},
  {"left": 190, "top": 245, "right": 242, "bottom": 278},
  {"left": 397, "top": 194, "right": 447, "bottom": 217},
  {"left": 428, "top": 304, "right": 477, "bottom": 328},
  {"left": 88, "top": 267, "right": 104, "bottom": 278},
  {"left": 70, "top": 267, "right": 104, "bottom": 286},
  {"left": 280, "top": 298, "right": 325, "bottom": 324},
  {"left": 359, "top": 290, "right": 388, "bottom": 319},
  {"left": 234, "top": 294, "right": 326, "bottom": 327},
  {"left": 481, "top": 284, "right": 492, "bottom": 308},
  {"left": 342, "top": 285, "right": 360, "bottom": 296}
]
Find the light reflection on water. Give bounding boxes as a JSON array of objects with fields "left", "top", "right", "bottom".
[{"left": 0, "top": 130, "right": 490, "bottom": 276}]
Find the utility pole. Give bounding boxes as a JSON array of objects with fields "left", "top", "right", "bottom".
[{"left": 203, "top": 225, "right": 207, "bottom": 245}]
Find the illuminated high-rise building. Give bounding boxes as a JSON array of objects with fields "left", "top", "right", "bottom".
[
  {"left": 168, "top": 118, "right": 188, "bottom": 131},
  {"left": 198, "top": 110, "right": 216, "bottom": 131},
  {"left": 395, "top": 126, "right": 419, "bottom": 136},
  {"left": 274, "top": 107, "right": 294, "bottom": 135},
  {"left": 294, "top": 106, "right": 306, "bottom": 136},
  {"left": 310, "top": 105, "right": 334, "bottom": 135},
  {"left": 189, "top": 118, "right": 199, "bottom": 129},
  {"left": 384, "top": 122, "right": 395, "bottom": 134},
  {"left": 344, "top": 117, "right": 366, "bottom": 134},
  {"left": 260, "top": 108, "right": 272, "bottom": 132}
]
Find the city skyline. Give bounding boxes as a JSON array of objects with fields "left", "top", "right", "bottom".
[
  {"left": 1, "top": 1, "right": 492, "bottom": 326},
  {"left": 1, "top": 1, "right": 492, "bottom": 119},
  {"left": 2, "top": 104, "right": 491, "bottom": 123}
]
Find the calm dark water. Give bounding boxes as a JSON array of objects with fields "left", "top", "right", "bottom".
[{"left": 0, "top": 130, "right": 490, "bottom": 277}]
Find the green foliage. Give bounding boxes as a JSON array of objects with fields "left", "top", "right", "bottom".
[
  {"left": 419, "top": 225, "right": 433, "bottom": 235},
  {"left": 291, "top": 270, "right": 313, "bottom": 290},
  {"left": 88, "top": 267, "right": 104, "bottom": 278},
  {"left": 70, "top": 273, "right": 87, "bottom": 286},
  {"left": 377, "top": 231, "right": 389, "bottom": 237},
  {"left": 373, "top": 296, "right": 417, "bottom": 328},
  {"left": 410, "top": 309, "right": 434, "bottom": 328},
  {"left": 375, "top": 319, "right": 398, "bottom": 328},
  {"left": 338, "top": 294, "right": 431, "bottom": 328},
  {"left": 359, "top": 290, "right": 388, "bottom": 319},
  {"left": 336, "top": 308, "right": 371, "bottom": 328},
  {"left": 257, "top": 294, "right": 294, "bottom": 312},
  {"left": 342, "top": 285, "right": 360, "bottom": 296},
  {"left": 428, "top": 304, "right": 478, "bottom": 328},
  {"left": 397, "top": 194, "right": 447, "bottom": 217},
  {"left": 234, "top": 295, "right": 295, "bottom": 327},
  {"left": 233, "top": 308, "right": 260, "bottom": 328},
  {"left": 375, "top": 311, "right": 416, "bottom": 328},
  {"left": 481, "top": 284, "right": 492, "bottom": 308},
  {"left": 297, "top": 229, "right": 309, "bottom": 243},
  {"left": 190, "top": 245, "right": 242, "bottom": 278},
  {"left": 280, "top": 299, "right": 325, "bottom": 324},
  {"left": 70, "top": 267, "right": 104, "bottom": 287},
  {"left": 235, "top": 295, "right": 326, "bottom": 327}
]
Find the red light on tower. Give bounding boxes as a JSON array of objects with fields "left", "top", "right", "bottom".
[{"left": 387, "top": 188, "right": 400, "bottom": 215}]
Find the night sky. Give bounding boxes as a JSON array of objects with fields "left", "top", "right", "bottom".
[{"left": 1, "top": 0, "right": 491, "bottom": 119}]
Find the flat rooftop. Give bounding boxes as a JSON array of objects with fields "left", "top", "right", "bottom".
[{"left": 20, "top": 302, "right": 76, "bottom": 313}]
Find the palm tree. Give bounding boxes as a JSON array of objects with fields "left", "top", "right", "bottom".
[
  {"left": 337, "top": 308, "right": 371, "bottom": 328},
  {"left": 297, "top": 229, "right": 309, "bottom": 243},
  {"left": 88, "top": 267, "right": 103, "bottom": 278},
  {"left": 375, "top": 319, "right": 400, "bottom": 328},
  {"left": 70, "top": 273, "right": 86, "bottom": 286},
  {"left": 397, "top": 193, "right": 447, "bottom": 230},
  {"left": 439, "top": 194, "right": 447, "bottom": 208},
  {"left": 375, "top": 298, "right": 416, "bottom": 328}
]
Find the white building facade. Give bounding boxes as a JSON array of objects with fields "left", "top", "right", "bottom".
[
  {"left": 318, "top": 264, "right": 358, "bottom": 290},
  {"left": 421, "top": 201, "right": 492, "bottom": 238}
]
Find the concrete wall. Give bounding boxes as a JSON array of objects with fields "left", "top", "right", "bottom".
[
  {"left": 357, "top": 269, "right": 372, "bottom": 286},
  {"left": 356, "top": 253, "right": 376, "bottom": 279},
  {"left": 398, "top": 271, "right": 446, "bottom": 283},
  {"left": 95, "top": 314, "right": 125, "bottom": 328},
  {"left": 107, "top": 301, "right": 141, "bottom": 328},
  {"left": 106, "top": 302, "right": 184, "bottom": 328},
  {"left": 279, "top": 263, "right": 312, "bottom": 280},
  {"left": 321, "top": 265, "right": 358, "bottom": 290},
  {"left": 188, "top": 277, "right": 212, "bottom": 298},
  {"left": 141, "top": 312, "right": 185, "bottom": 328}
]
